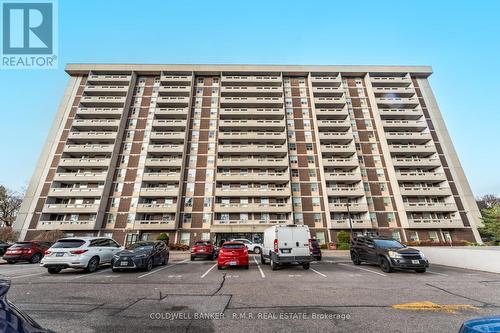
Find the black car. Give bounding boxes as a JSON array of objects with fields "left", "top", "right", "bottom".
[
  {"left": 112, "top": 241, "right": 169, "bottom": 272},
  {"left": 309, "top": 239, "right": 322, "bottom": 261},
  {"left": 0, "top": 277, "right": 55, "bottom": 332},
  {"left": 0, "top": 241, "right": 12, "bottom": 256},
  {"left": 350, "top": 236, "right": 429, "bottom": 273}
]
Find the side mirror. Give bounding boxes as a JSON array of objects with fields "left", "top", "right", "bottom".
[{"left": 367, "top": 244, "right": 375, "bottom": 249}]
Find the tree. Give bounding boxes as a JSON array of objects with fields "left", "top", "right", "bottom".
[
  {"left": 156, "top": 232, "right": 170, "bottom": 245},
  {"left": 0, "top": 226, "right": 19, "bottom": 242},
  {"left": 476, "top": 194, "right": 500, "bottom": 211},
  {"left": 480, "top": 205, "right": 500, "bottom": 241},
  {"left": 0, "top": 185, "right": 24, "bottom": 227},
  {"left": 34, "top": 230, "right": 66, "bottom": 243},
  {"left": 336, "top": 230, "right": 350, "bottom": 244}
]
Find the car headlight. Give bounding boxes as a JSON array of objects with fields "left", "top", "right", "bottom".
[
  {"left": 135, "top": 254, "right": 148, "bottom": 258},
  {"left": 418, "top": 251, "right": 427, "bottom": 259},
  {"left": 388, "top": 250, "right": 403, "bottom": 259},
  {"left": 113, "top": 254, "right": 120, "bottom": 259}
]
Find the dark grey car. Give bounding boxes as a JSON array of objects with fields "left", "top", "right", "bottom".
[{"left": 112, "top": 241, "right": 169, "bottom": 272}]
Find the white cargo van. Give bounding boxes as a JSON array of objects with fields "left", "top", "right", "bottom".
[{"left": 261, "top": 225, "right": 313, "bottom": 270}]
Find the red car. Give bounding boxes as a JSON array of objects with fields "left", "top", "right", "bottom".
[
  {"left": 190, "top": 240, "right": 216, "bottom": 261},
  {"left": 217, "top": 242, "right": 249, "bottom": 270},
  {"left": 3, "top": 241, "right": 52, "bottom": 264}
]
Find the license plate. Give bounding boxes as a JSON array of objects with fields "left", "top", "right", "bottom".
[
  {"left": 120, "top": 261, "right": 129, "bottom": 266},
  {"left": 55, "top": 252, "right": 64, "bottom": 257},
  {"left": 282, "top": 249, "right": 291, "bottom": 253},
  {"left": 199, "top": 250, "right": 205, "bottom": 252},
  {"left": 412, "top": 260, "right": 420, "bottom": 264},
  {"left": 229, "top": 261, "right": 237, "bottom": 266}
]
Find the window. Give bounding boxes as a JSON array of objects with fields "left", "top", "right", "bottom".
[
  {"left": 180, "top": 233, "right": 190, "bottom": 245},
  {"left": 313, "top": 213, "right": 321, "bottom": 223},
  {"left": 289, "top": 143, "right": 296, "bottom": 151},
  {"left": 293, "top": 197, "right": 301, "bottom": 207},
  {"left": 185, "top": 197, "right": 193, "bottom": 207},
  {"left": 291, "top": 183, "right": 300, "bottom": 192},
  {"left": 428, "top": 231, "right": 439, "bottom": 242},
  {"left": 308, "top": 169, "right": 316, "bottom": 177},
  {"left": 312, "top": 197, "right": 320, "bottom": 206},
  {"left": 306, "top": 143, "right": 313, "bottom": 151},
  {"left": 290, "top": 155, "right": 298, "bottom": 164},
  {"left": 409, "top": 231, "right": 419, "bottom": 242},
  {"left": 391, "top": 230, "right": 401, "bottom": 242},
  {"left": 310, "top": 183, "right": 318, "bottom": 192},
  {"left": 201, "top": 232, "right": 211, "bottom": 241},
  {"left": 291, "top": 169, "right": 299, "bottom": 177},
  {"left": 203, "top": 213, "right": 211, "bottom": 224},
  {"left": 204, "top": 197, "right": 211, "bottom": 207},
  {"left": 183, "top": 214, "right": 192, "bottom": 223},
  {"left": 294, "top": 213, "right": 304, "bottom": 224}
]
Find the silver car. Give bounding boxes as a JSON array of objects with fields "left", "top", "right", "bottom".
[{"left": 41, "top": 237, "right": 122, "bottom": 274}]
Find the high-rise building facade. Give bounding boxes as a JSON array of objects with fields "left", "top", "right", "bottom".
[{"left": 14, "top": 64, "right": 482, "bottom": 245}]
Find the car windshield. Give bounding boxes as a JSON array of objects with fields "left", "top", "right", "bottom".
[
  {"left": 51, "top": 240, "right": 86, "bottom": 248},
  {"left": 194, "top": 241, "right": 210, "bottom": 246},
  {"left": 126, "top": 242, "right": 154, "bottom": 251},
  {"left": 222, "top": 243, "right": 245, "bottom": 249},
  {"left": 11, "top": 242, "right": 32, "bottom": 248},
  {"left": 374, "top": 239, "right": 405, "bottom": 249}
]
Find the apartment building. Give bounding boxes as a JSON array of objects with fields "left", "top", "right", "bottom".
[{"left": 14, "top": 64, "right": 483, "bottom": 245}]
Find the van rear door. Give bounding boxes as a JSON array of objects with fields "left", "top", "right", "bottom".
[
  {"left": 291, "top": 227, "right": 311, "bottom": 257},
  {"left": 276, "top": 227, "right": 293, "bottom": 255}
]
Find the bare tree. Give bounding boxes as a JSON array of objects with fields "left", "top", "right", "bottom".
[
  {"left": 476, "top": 194, "right": 500, "bottom": 211},
  {"left": 0, "top": 185, "right": 24, "bottom": 227}
]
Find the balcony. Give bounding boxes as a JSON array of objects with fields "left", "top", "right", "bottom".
[
  {"left": 392, "top": 157, "right": 441, "bottom": 168},
  {"left": 68, "top": 131, "right": 117, "bottom": 141},
  {"left": 376, "top": 97, "right": 419, "bottom": 108},
  {"left": 215, "top": 187, "right": 291, "bottom": 197},
  {"left": 148, "top": 144, "right": 184, "bottom": 153},
  {"left": 407, "top": 218, "right": 464, "bottom": 229},
  {"left": 72, "top": 119, "right": 121, "bottom": 129},
  {"left": 396, "top": 172, "right": 447, "bottom": 182},
  {"left": 158, "top": 86, "right": 191, "bottom": 96},
  {"left": 219, "top": 108, "right": 284, "bottom": 119},
  {"left": 218, "top": 119, "right": 285, "bottom": 130},
  {"left": 142, "top": 172, "right": 181, "bottom": 182},
  {"left": 328, "top": 203, "right": 368, "bottom": 212},
  {"left": 220, "top": 97, "right": 283, "bottom": 107},
  {"left": 329, "top": 219, "right": 372, "bottom": 229},
  {"left": 155, "top": 108, "right": 189, "bottom": 118},
  {"left": 404, "top": 202, "right": 458, "bottom": 212},
  {"left": 139, "top": 187, "right": 179, "bottom": 197},
  {"left": 214, "top": 203, "right": 292, "bottom": 213},
  {"left": 312, "top": 86, "right": 344, "bottom": 96},
  {"left": 217, "top": 172, "right": 289, "bottom": 182},
  {"left": 326, "top": 187, "right": 365, "bottom": 197},
  {"left": 315, "top": 108, "right": 349, "bottom": 119},
  {"left": 217, "top": 158, "right": 288, "bottom": 167},
  {"left": 378, "top": 108, "right": 423, "bottom": 120},
  {"left": 133, "top": 220, "right": 177, "bottom": 230},
  {"left": 370, "top": 76, "right": 411, "bottom": 87},
  {"left": 38, "top": 220, "right": 96, "bottom": 230},
  {"left": 373, "top": 87, "right": 415, "bottom": 97},
  {"left": 144, "top": 158, "right": 183, "bottom": 167},
  {"left": 220, "top": 86, "right": 282, "bottom": 96},
  {"left": 317, "top": 119, "right": 351, "bottom": 130},
  {"left": 385, "top": 131, "right": 432, "bottom": 143},
  {"left": 75, "top": 107, "right": 123, "bottom": 118},
  {"left": 322, "top": 157, "right": 359, "bottom": 167},
  {"left": 217, "top": 144, "right": 287, "bottom": 155},
  {"left": 150, "top": 132, "right": 185, "bottom": 142},
  {"left": 321, "top": 144, "right": 356, "bottom": 155},
  {"left": 389, "top": 144, "right": 436, "bottom": 155},
  {"left": 218, "top": 131, "right": 286, "bottom": 143},
  {"left": 318, "top": 131, "right": 353, "bottom": 144},
  {"left": 310, "top": 76, "right": 342, "bottom": 86},
  {"left": 152, "top": 119, "right": 187, "bottom": 129},
  {"left": 399, "top": 187, "right": 453, "bottom": 196},
  {"left": 48, "top": 187, "right": 104, "bottom": 197},
  {"left": 382, "top": 120, "right": 427, "bottom": 130},
  {"left": 84, "top": 85, "right": 128, "bottom": 95},
  {"left": 222, "top": 75, "right": 282, "bottom": 85},
  {"left": 80, "top": 96, "right": 126, "bottom": 107},
  {"left": 160, "top": 75, "right": 192, "bottom": 85},
  {"left": 87, "top": 74, "right": 131, "bottom": 84},
  {"left": 136, "top": 203, "right": 177, "bottom": 213},
  {"left": 156, "top": 96, "right": 190, "bottom": 107},
  {"left": 53, "top": 172, "right": 107, "bottom": 182},
  {"left": 324, "top": 172, "right": 362, "bottom": 182},
  {"left": 314, "top": 97, "right": 346, "bottom": 108},
  {"left": 58, "top": 158, "right": 110, "bottom": 167},
  {"left": 42, "top": 203, "right": 100, "bottom": 214},
  {"left": 212, "top": 220, "right": 289, "bottom": 228},
  {"left": 63, "top": 144, "right": 114, "bottom": 154}
]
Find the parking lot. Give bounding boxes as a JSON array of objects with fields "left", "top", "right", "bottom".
[{"left": 2, "top": 251, "right": 500, "bottom": 333}]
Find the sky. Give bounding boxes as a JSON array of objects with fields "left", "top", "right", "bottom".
[{"left": 0, "top": 0, "right": 498, "bottom": 196}]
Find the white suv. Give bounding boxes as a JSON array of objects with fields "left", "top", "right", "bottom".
[
  {"left": 41, "top": 237, "right": 122, "bottom": 274},
  {"left": 230, "top": 239, "right": 263, "bottom": 254}
]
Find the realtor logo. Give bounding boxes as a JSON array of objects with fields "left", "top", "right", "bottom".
[{"left": 1, "top": 0, "right": 58, "bottom": 69}]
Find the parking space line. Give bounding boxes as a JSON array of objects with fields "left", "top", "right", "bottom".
[
  {"left": 337, "top": 263, "right": 387, "bottom": 277},
  {"left": 138, "top": 259, "right": 188, "bottom": 279},
  {"left": 69, "top": 268, "right": 112, "bottom": 280},
  {"left": 310, "top": 268, "right": 327, "bottom": 277},
  {"left": 8, "top": 272, "right": 46, "bottom": 279},
  {"left": 253, "top": 257, "right": 265, "bottom": 278},
  {"left": 200, "top": 263, "right": 217, "bottom": 279},
  {"left": 426, "top": 271, "right": 449, "bottom": 277}
]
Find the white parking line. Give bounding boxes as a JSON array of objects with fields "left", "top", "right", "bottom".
[
  {"left": 253, "top": 257, "right": 265, "bottom": 278},
  {"left": 200, "top": 263, "right": 217, "bottom": 279},
  {"left": 138, "top": 259, "right": 188, "bottom": 279},
  {"left": 70, "top": 268, "right": 112, "bottom": 280},
  {"left": 310, "top": 268, "right": 327, "bottom": 277},
  {"left": 426, "top": 270, "right": 449, "bottom": 277},
  {"left": 8, "top": 272, "right": 45, "bottom": 279},
  {"left": 337, "top": 263, "right": 387, "bottom": 277}
]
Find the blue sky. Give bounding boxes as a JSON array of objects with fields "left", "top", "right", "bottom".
[{"left": 0, "top": 0, "right": 498, "bottom": 196}]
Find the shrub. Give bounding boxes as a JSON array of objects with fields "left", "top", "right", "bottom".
[
  {"left": 169, "top": 243, "right": 189, "bottom": 251},
  {"left": 156, "top": 232, "right": 170, "bottom": 245},
  {"left": 0, "top": 226, "right": 19, "bottom": 242},
  {"left": 34, "top": 230, "right": 66, "bottom": 243},
  {"left": 336, "top": 230, "right": 350, "bottom": 244},
  {"left": 320, "top": 244, "right": 328, "bottom": 250},
  {"left": 336, "top": 243, "right": 350, "bottom": 250}
]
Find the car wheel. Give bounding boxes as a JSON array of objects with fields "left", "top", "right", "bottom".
[
  {"left": 270, "top": 258, "right": 278, "bottom": 271},
  {"left": 351, "top": 251, "right": 361, "bottom": 265},
  {"left": 7, "top": 260, "right": 16, "bottom": 264},
  {"left": 415, "top": 268, "right": 426, "bottom": 273},
  {"left": 254, "top": 247, "right": 261, "bottom": 254},
  {"left": 30, "top": 253, "right": 42, "bottom": 264},
  {"left": 190, "top": 256, "right": 195, "bottom": 261},
  {"left": 244, "top": 265, "right": 249, "bottom": 270},
  {"left": 217, "top": 265, "right": 222, "bottom": 270},
  {"left": 47, "top": 267, "right": 61, "bottom": 274},
  {"left": 145, "top": 258, "right": 153, "bottom": 271},
  {"left": 85, "top": 256, "right": 99, "bottom": 273},
  {"left": 161, "top": 255, "right": 167, "bottom": 266},
  {"left": 317, "top": 255, "right": 322, "bottom": 262},
  {"left": 302, "top": 263, "right": 310, "bottom": 270},
  {"left": 379, "top": 257, "right": 393, "bottom": 273},
  {"left": 260, "top": 252, "right": 267, "bottom": 265}
]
